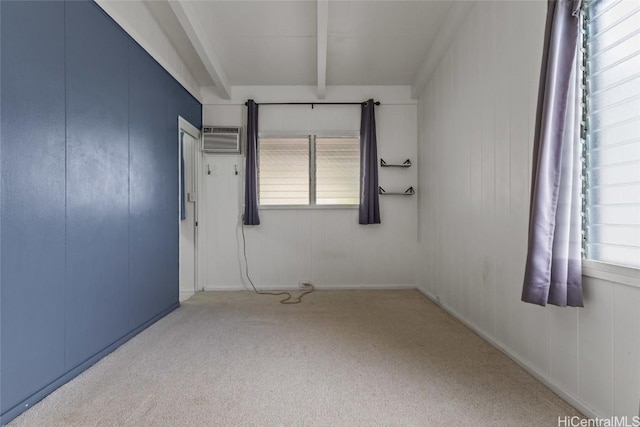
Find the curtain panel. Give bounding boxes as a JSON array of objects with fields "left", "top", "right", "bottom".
[
  {"left": 522, "top": 0, "right": 584, "bottom": 307},
  {"left": 359, "top": 99, "right": 381, "bottom": 225},
  {"left": 244, "top": 99, "right": 261, "bottom": 225}
]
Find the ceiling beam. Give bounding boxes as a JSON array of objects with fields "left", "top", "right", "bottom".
[
  {"left": 317, "top": 0, "right": 329, "bottom": 99},
  {"left": 168, "top": 0, "right": 231, "bottom": 100},
  {"left": 411, "top": 1, "right": 476, "bottom": 99}
]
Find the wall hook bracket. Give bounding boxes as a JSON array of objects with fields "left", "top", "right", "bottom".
[
  {"left": 380, "top": 159, "right": 412, "bottom": 168},
  {"left": 378, "top": 186, "right": 415, "bottom": 195}
]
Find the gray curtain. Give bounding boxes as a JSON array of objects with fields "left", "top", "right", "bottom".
[
  {"left": 359, "top": 99, "right": 381, "bottom": 224},
  {"left": 244, "top": 99, "right": 260, "bottom": 225},
  {"left": 180, "top": 131, "right": 186, "bottom": 221},
  {"left": 522, "top": 0, "right": 583, "bottom": 307}
]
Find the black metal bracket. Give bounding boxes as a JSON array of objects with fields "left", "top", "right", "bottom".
[
  {"left": 378, "top": 186, "right": 415, "bottom": 195},
  {"left": 380, "top": 159, "right": 411, "bottom": 168}
]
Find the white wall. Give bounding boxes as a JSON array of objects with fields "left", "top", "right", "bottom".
[
  {"left": 199, "top": 86, "right": 418, "bottom": 290},
  {"left": 417, "top": 1, "right": 640, "bottom": 419},
  {"left": 95, "top": 0, "right": 201, "bottom": 101}
]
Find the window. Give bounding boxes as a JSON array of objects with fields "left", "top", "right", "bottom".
[
  {"left": 258, "top": 136, "right": 360, "bottom": 206},
  {"left": 315, "top": 138, "right": 360, "bottom": 205},
  {"left": 583, "top": 0, "right": 640, "bottom": 269}
]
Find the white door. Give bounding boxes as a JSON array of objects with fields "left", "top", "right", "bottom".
[{"left": 179, "top": 118, "right": 200, "bottom": 302}]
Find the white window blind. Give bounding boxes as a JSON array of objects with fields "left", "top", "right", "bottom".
[
  {"left": 257, "top": 136, "right": 360, "bottom": 206},
  {"left": 585, "top": 0, "right": 640, "bottom": 268},
  {"left": 316, "top": 137, "right": 360, "bottom": 205},
  {"left": 258, "top": 138, "right": 309, "bottom": 205}
]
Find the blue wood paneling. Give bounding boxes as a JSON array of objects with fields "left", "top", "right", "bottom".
[
  {"left": 128, "top": 43, "right": 174, "bottom": 328},
  {"left": 0, "top": 0, "right": 67, "bottom": 413},
  {"left": 64, "top": 1, "right": 130, "bottom": 369},
  {"left": 169, "top": 79, "right": 203, "bottom": 130},
  {"left": 1, "top": 1, "right": 202, "bottom": 422}
]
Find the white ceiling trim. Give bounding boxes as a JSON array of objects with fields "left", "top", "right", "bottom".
[
  {"left": 168, "top": 1, "right": 232, "bottom": 100},
  {"left": 317, "top": 0, "right": 329, "bottom": 99},
  {"left": 411, "top": 1, "right": 477, "bottom": 99},
  {"left": 201, "top": 85, "right": 417, "bottom": 106}
]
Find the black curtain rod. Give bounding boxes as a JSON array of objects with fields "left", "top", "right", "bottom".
[{"left": 244, "top": 101, "right": 380, "bottom": 107}]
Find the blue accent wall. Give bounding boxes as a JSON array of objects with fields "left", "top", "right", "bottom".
[
  {"left": 0, "top": 1, "right": 67, "bottom": 414},
  {"left": 129, "top": 42, "right": 175, "bottom": 329},
  {"left": 0, "top": 1, "right": 202, "bottom": 423},
  {"left": 65, "top": 0, "right": 131, "bottom": 370}
]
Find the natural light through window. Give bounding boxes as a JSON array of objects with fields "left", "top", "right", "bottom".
[
  {"left": 584, "top": 0, "right": 640, "bottom": 269},
  {"left": 258, "top": 138, "right": 309, "bottom": 205},
  {"left": 316, "top": 137, "right": 360, "bottom": 205},
  {"left": 258, "top": 136, "right": 360, "bottom": 206}
]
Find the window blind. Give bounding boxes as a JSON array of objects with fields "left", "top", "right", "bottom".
[
  {"left": 585, "top": 0, "right": 640, "bottom": 268},
  {"left": 258, "top": 138, "right": 310, "bottom": 205},
  {"left": 316, "top": 137, "right": 360, "bottom": 205}
]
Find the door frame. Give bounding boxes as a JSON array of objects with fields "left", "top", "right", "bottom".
[{"left": 178, "top": 116, "right": 201, "bottom": 300}]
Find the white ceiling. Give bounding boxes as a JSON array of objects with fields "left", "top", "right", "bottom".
[
  {"left": 150, "top": 1, "right": 455, "bottom": 97},
  {"left": 327, "top": 1, "right": 452, "bottom": 85},
  {"left": 191, "top": 1, "right": 318, "bottom": 86}
]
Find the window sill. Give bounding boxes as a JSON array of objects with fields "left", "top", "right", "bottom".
[
  {"left": 582, "top": 259, "right": 640, "bottom": 289},
  {"left": 258, "top": 204, "right": 358, "bottom": 210}
]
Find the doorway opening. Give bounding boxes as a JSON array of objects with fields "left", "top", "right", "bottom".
[{"left": 179, "top": 117, "right": 201, "bottom": 302}]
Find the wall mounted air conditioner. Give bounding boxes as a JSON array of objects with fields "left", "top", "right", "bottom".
[{"left": 202, "top": 126, "right": 243, "bottom": 154}]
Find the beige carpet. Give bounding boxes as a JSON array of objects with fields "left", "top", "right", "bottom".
[{"left": 10, "top": 290, "right": 581, "bottom": 426}]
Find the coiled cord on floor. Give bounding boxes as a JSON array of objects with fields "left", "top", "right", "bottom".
[{"left": 241, "top": 219, "right": 314, "bottom": 304}]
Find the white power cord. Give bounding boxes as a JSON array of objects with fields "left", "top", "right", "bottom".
[{"left": 240, "top": 218, "right": 314, "bottom": 304}]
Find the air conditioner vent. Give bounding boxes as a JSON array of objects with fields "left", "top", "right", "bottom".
[{"left": 202, "top": 126, "right": 242, "bottom": 154}]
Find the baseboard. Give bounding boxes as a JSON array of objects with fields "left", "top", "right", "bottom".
[
  {"left": 202, "top": 284, "right": 417, "bottom": 292},
  {"left": 179, "top": 290, "right": 195, "bottom": 302},
  {"left": 415, "top": 286, "right": 599, "bottom": 420},
  {"left": 0, "top": 302, "right": 180, "bottom": 426}
]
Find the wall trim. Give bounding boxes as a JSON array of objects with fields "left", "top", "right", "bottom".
[
  {"left": 582, "top": 260, "right": 640, "bottom": 289},
  {"left": 179, "top": 291, "right": 196, "bottom": 302},
  {"left": 202, "top": 85, "right": 417, "bottom": 106},
  {"left": 0, "top": 303, "right": 180, "bottom": 426},
  {"left": 414, "top": 286, "right": 599, "bottom": 421}
]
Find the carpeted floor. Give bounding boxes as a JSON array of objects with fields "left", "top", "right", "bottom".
[{"left": 9, "top": 290, "right": 581, "bottom": 426}]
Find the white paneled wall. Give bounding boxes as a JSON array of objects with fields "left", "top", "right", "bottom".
[
  {"left": 417, "top": 1, "right": 640, "bottom": 419},
  {"left": 200, "top": 89, "right": 418, "bottom": 290}
]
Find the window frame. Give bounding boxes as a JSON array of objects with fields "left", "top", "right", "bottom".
[
  {"left": 580, "top": 0, "right": 640, "bottom": 288},
  {"left": 257, "top": 132, "right": 361, "bottom": 210}
]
